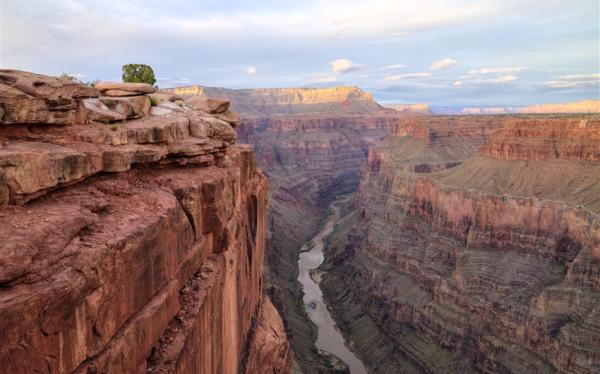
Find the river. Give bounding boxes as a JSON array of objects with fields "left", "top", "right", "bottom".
[{"left": 297, "top": 196, "right": 368, "bottom": 374}]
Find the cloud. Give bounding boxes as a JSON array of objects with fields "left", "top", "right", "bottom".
[
  {"left": 468, "top": 67, "right": 525, "bottom": 75},
  {"left": 430, "top": 58, "right": 456, "bottom": 70},
  {"left": 454, "top": 67, "right": 524, "bottom": 86},
  {"left": 380, "top": 64, "right": 408, "bottom": 70},
  {"left": 384, "top": 72, "right": 431, "bottom": 81},
  {"left": 543, "top": 74, "right": 599, "bottom": 89},
  {"left": 493, "top": 75, "right": 518, "bottom": 83},
  {"left": 245, "top": 67, "right": 257, "bottom": 75},
  {"left": 329, "top": 59, "right": 363, "bottom": 74}
]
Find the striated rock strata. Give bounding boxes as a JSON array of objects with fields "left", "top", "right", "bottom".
[
  {"left": 323, "top": 115, "right": 600, "bottom": 373},
  {"left": 0, "top": 70, "right": 291, "bottom": 374}
]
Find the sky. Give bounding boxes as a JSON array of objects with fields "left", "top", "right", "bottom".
[{"left": 1, "top": 0, "right": 598, "bottom": 106}]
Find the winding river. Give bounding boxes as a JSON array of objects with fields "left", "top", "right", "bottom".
[{"left": 298, "top": 197, "right": 368, "bottom": 374}]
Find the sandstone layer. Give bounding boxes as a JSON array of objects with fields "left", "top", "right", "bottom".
[
  {"left": 323, "top": 115, "right": 600, "bottom": 373},
  {"left": 0, "top": 70, "right": 291, "bottom": 374}
]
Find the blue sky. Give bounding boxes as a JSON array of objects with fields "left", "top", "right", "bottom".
[{"left": 1, "top": 0, "right": 598, "bottom": 105}]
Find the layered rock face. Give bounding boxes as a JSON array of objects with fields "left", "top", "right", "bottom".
[
  {"left": 326, "top": 115, "right": 600, "bottom": 373},
  {"left": 163, "top": 85, "right": 392, "bottom": 116},
  {"left": 0, "top": 70, "right": 291, "bottom": 373}
]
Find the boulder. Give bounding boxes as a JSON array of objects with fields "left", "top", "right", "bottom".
[
  {"left": 150, "top": 107, "right": 174, "bottom": 116},
  {"left": 185, "top": 96, "right": 230, "bottom": 114},
  {"left": 99, "top": 96, "right": 151, "bottom": 119},
  {"left": 215, "top": 111, "right": 241, "bottom": 128},
  {"left": 158, "top": 101, "right": 184, "bottom": 112},
  {"left": 188, "top": 113, "right": 236, "bottom": 144},
  {"left": 102, "top": 89, "right": 141, "bottom": 97},
  {"left": 0, "top": 69, "right": 98, "bottom": 125},
  {"left": 83, "top": 98, "right": 127, "bottom": 122},
  {"left": 148, "top": 92, "right": 183, "bottom": 105},
  {"left": 95, "top": 81, "right": 155, "bottom": 94}
]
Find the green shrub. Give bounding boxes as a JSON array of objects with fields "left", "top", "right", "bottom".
[
  {"left": 122, "top": 64, "right": 156, "bottom": 85},
  {"left": 150, "top": 96, "right": 159, "bottom": 107},
  {"left": 111, "top": 125, "right": 119, "bottom": 131}
]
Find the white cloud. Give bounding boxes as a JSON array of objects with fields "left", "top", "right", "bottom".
[
  {"left": 384, "top": 72, "right": 431, "bottom": 81},
  {"left": 430, "top": 58, "right": 456, "bottom": 70},
  {"left": 543, "top": 73, "right": 599, "bottom": 89},
  {"left": 493, "top": 75, "right": 518, "bottom": 83},
  {"left": 245, "top": 67, "right": 257, "bottom": 75},
  {"left": 380, "top": 64, "right": 408, "bottom": 70},
  {"left": 329, "top": 59, "right": 363, "bottom": 74},
  {"left": 455, "top": 67, "right": 524, "bottom": 86},
  {"left": 468, "top": 67, "right": 525, "bottom": 75}
]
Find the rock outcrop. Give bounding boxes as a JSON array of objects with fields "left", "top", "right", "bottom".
[
  {"left": 0, "top": 70, "right": 98, "bottom": 125},
  {"left": 0, "top": 70, "right": 291, "bottom": 374},
  {"left": 323, "top": 115, "right": 600, "bottom": 373}
]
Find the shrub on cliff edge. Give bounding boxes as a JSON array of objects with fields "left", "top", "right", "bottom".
[{"left": 122, "top": 64, "right": 156, "bottom": 85}]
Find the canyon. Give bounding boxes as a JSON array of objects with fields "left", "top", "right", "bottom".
[
  {"left": 1, "top": 69, "right": 598, "bottom": 374},
  {"left": 0, "top": 70, "right": 291, "bottom": 373},
  {"left": 167, "top": 84, "right": 600, "bottom": 373}
]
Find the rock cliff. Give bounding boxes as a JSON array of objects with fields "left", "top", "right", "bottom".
[
  {"left": 322, "top": 115, "right": 600, "bottom": 373},
  {"left": 162, "top": 86, "right": 392, "bottom": 117},
  {"left": 0, "top": 70, "right": 291, "bottom": 374}
]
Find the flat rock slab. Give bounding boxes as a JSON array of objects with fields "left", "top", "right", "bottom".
[
  {"left": 95, "top": 81, "right": 155, "bottom": 94},
  {"left": 102, "top": 89, "right": 143, "bottom": 97},
  {"left": 185, "top": 96, "right": 230, "bottom": 114},
  {"left": 0, "top": 69, "right": 98, "bottom": 125},
  {"left": 99, "top": 95, "right": 151, "bottom": 119}
]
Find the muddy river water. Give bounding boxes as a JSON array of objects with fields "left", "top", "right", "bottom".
[{"left": 297, "top": 197, "right": 368, "bottom": 374}]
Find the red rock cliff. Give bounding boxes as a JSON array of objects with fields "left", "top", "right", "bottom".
[
  {"left": 0, "top": 70, "right": 291, "bottom": 374},
  {"left": 343, "top": 115, "right": 600, "bottom": 373}
]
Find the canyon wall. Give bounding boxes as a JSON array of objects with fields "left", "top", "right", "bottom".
[
  {"left": 0, "top": 70, "right": 291, "bottom": 373},
  {"left": 163, "top": 85, "right": 393, "bottom": 117},
  {"left": 322, "top": 115, "right": 600, "bottom": 373}
]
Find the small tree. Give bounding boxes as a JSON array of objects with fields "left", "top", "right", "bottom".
[{"left": 121, "top": 64, "right": 156, "bottom": 85}]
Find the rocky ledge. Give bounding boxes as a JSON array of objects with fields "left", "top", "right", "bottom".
[{"left": 0, "top": 70, "right": 291, "bottom": 373}]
